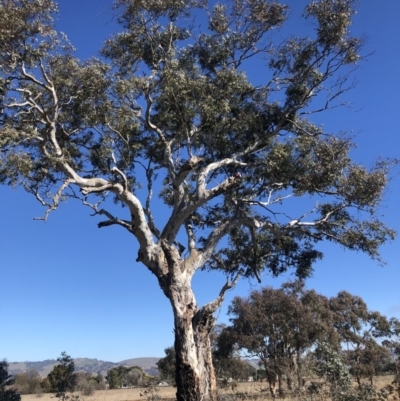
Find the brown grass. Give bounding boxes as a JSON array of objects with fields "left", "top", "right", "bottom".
[
  {"left": 21, "top": 382, "right": 274, "bottom": 401},
  {"left": 21, "top": 376, "right": 396, "bottom": 401}
]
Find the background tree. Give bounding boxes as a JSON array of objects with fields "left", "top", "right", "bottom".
[
  {"left": 212, "top": 324, "right": 256, "bottom": 383},
  {"left": 156, "top": 347, "right": 176, "bottom": 386},
  {"left": 75, "top": 372, "right": 106, "bottom": 396},
  {"left": 47, "top": 353, "right": 77, "bottom": 400},
  {"left": 105, "top": 367, "right": 121, "bottom": 390},
  {"left": 221, "top": 281, "right": 337, "bottom": 398},
  {"left": 13, "top": 369, "right": 42, "bottom": 395},
  {"left": 0, "top": 360, "right": 21, "bottom": 401},
  {"left": 94, "top": 374, "right": 106, "bottom": 391},
  {"left": 311, "top": 341, "right": 354, "bottom": 401},
  {"left": 0, "top": 0, "right": 396, "bottom": 400},
  {"left": 124, "top": 367, "right": 143, "bottom": 387},
  {"left": 105, "top": 366, "right": 143, "bottom": 389},
  {"left": 40, "top": 377, "right": 51, "bottom": 394},
  {"left": 383, "top": 318, "right": 400, "bottom": 397},
  {"left": 330, "top": 291, "right": 392, "bottom": 388}
]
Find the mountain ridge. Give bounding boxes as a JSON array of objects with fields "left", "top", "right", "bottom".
[{"left": 8, "top": 357, "right": 161, "bottom": 377}]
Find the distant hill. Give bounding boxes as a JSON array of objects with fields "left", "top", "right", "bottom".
[{"left": 8, "top": 357, "right": 160, "bottom": 378}]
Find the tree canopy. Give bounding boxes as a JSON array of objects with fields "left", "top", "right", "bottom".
[
  {"left": 218, "top": 281, "right": 396, "bottom": 399},
  {"left": 0, "top": 0, "right": 396, "bottom": 400},
  {"left": 47, "top": 352, "right": 77, "bottom": 400},
  {"left": 0, "top": 0, "right": 394, "bottom": 277}
]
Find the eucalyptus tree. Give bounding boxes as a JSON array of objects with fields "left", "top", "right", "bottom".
[
  {"left": 330, "top": 291, "right": 392, "bottom": 387},
  {"left": 222, "top": 282, "right": 337, "bottom": 398},
  {"left": 0, "top": 0, "right": 395, "bottom": 400}
]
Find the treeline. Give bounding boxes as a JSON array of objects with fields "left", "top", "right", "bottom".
[
  {"left": 8, "top": 353, "right": 151, "bottom": 396},
  {"left": 157, "top": 281, "right": 400, "bottom": 400},
  {"left": 12, "top": 369, "right": 107, "bottom": 396},
  {"left": 8, "top": 353, "right": 107, "bottom": 396},
  {"left": 220, "top": 281, "right": 400, "bottom": 398}
]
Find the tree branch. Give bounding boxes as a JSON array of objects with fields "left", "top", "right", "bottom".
[
  {"left": 194, "top": 268, "right": 244, "bottom": 329},
  {"left": 32, "top": 178, "right": 74, "bottom": 221}
]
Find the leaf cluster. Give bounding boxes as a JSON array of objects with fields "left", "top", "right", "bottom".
[{"left": 0, "top": 0, "right": 396, "bottom": 282}]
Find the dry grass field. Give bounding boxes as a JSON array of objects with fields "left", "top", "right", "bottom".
[
  {"left": 20, "top": 376, "right": 396, "bottom": 401},
  {"left": 21, "top": 382, "right": 280, "bottom": 401}
]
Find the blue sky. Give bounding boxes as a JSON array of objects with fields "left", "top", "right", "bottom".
[{"left": 1, "top": 0, "right": 400, "bottom": 363}]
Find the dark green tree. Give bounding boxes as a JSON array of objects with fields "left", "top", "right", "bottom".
[
  {"left": 0, "top": 0, "right": 396, "bottom": 400},
  {"left": 47, "top": 353, "right": 77, "bottom": 400},
  {"left": 156, "top": 347, "right": 176, "bottom": 385},
  {"left": 105, "top": 368, "right": 121, "bottom": 390},
  {"left": 0, "top": 360, "right": 21, "bottom": 401}
]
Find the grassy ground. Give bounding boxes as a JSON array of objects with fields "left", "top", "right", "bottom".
[{"left": 21, "top": 376, "right": 396, "bottom": 401}]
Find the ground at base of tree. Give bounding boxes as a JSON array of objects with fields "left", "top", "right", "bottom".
[{"left": 20, "top": 375, "right": 395, "bottom": 401}]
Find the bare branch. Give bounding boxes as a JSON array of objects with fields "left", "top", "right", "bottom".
[
  {"left": 143, "top": 164, "right": 161, "bottom": 239},
  {"left": 194, "top": 268, "right": 244, "bottom": 328},
  {"left": 33, "top": 178, "right": 74, "bottom": 221},
  {"left": 106, "top": 122, "right": 129, "bottom": 147},
  {"left": 96, "top": 212, "right": 133, "bottom": 232}
]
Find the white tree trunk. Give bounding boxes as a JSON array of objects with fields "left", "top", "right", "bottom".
[
  {"left": 155, "top": 249, "right": 218, "bottom": 401},
  {"left": 150, "top": 240, "right": 242, "bottom": 401}
]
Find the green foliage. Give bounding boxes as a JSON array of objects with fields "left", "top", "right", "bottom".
[
  {"left": 0, "top": 360, "right": 21, "bottom": 401},
  {"left": 0, "top": 2, "right": 397, "bottom": 399},
  {"left": 156, "top": 347, "right": 176, "bottom": 385},
  {"left": 313, "top": 341, "right": 353, "bottom": 400},
  {"left": 47, "top": 352, "right": 77, "bottom": 400},
  {"left": 221, "top": 282, "right": 397, "bottom": 399},
  {"left": 105, "top": 366, "right": 143, "bottom": 389},
  {"left": 308, "top": 342, "right": 391, "bottom": 401},
  {"left": 223, "top": 281, "right": 337, "bottom": 394},
  {"left": 0, "top": 0, "right": 395, "bottom": 281},
  {"left": 330, "top": 292, "right": 392, "bottom": 386}
]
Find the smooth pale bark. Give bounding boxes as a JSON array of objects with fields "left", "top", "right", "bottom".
[
  {"left": 157, "top": 263, "right": 218, "bottom": 401},
  {"left": 152, "top": 242, "right": 240, "bottom": 401}
]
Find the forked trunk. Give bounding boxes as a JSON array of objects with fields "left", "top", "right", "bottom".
[
  {"left": 156, "top": 251, "right": 218, "bottom": 401},
  {"left": 153, "top": 241, "right": 241, "bottom": 401}
]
